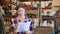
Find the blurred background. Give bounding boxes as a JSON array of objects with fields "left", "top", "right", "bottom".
[{"left": 0, "top": 0, "right": 60, "bottom": 34}]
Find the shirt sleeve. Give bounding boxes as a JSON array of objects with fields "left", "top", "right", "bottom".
[
  {"left": 11, "top": 18, "right": 18, "bottom": 24},
  {"left": 29, "top": 19, "right": 34, "bottom": 31},
  {"left": 10, "top": 18, "right": 18, "bottom": 32}
]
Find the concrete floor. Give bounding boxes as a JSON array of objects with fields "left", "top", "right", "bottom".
[{"left": 34, "top": 28, "right": 55, "bottom": 34}]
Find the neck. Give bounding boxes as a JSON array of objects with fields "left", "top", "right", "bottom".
[{"left": 18, "top": 15, "right": 25, "bottom": 18}]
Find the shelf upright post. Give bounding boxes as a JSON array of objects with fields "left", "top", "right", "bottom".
[{"left": 38, "top": 1, "right": 42, "bottom": 27}]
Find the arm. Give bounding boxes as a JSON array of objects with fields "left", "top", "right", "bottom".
[
  {"left": 10, "top": 18, "right": 18, "bottom": 34},
  {"left": 25, "top": 19, "right": 34, "bottom": 34},
  {"left": 13, "top": 24, "right": 18, "bottom": 34}
]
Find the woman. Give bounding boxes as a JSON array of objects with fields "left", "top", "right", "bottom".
[{"left": 10, "top": 7, "right": 34, "bottom": 34}]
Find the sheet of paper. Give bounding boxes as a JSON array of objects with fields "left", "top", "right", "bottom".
[{"left": 16, "top": 22, "right": 30, "bottom": 32}]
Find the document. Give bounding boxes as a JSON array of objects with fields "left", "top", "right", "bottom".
[{"left": 16, "top": 22, "right": 31, "bottom": 32}]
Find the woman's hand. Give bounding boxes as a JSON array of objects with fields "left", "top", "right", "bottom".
[
  {"left": 13, "top": 24, "right": 18, "bottom": 34},
  {"left": 13, "top": 30, "right": 17, "bottom": 34},
  {"left": 25, "top": 31, "right": 33, "bottom": 34}
]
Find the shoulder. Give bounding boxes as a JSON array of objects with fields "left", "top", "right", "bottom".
[
  {"left": 25, "top": 17, "right": 32, "bottom": 22},
  {"left": 11, "top": 17, "right": 18, "bottom": 24},
  {"left": 11, "top": 17, "right": 16, "bottom": 22}
]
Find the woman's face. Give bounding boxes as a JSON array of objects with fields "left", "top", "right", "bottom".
[{"left": 18, "top": 8, "right": 24, "bottom": 16}]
